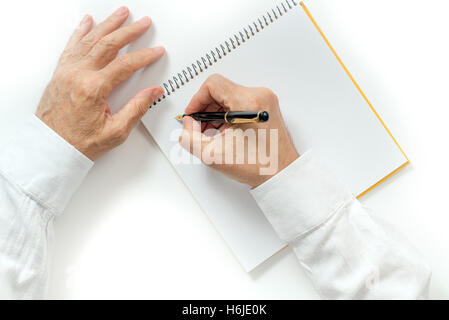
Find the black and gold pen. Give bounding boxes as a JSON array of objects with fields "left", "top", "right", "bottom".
[{"left": 175, "top": 111, "right": 270, "bottom": 124}]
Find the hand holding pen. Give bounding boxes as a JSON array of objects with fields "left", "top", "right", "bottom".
[{"left": 178, "top": 74, "right": 299, "bottom": 187}]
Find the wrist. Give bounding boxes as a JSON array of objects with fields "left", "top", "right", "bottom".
[
  {"left": 250, "top": 148, "right": 300, "bottom": 188},
  {"left": 35, "top": 112, "right": 100, "bottom": 161},
  {"left": 0, "top": 115, "right": 94, "bottom": 213}
]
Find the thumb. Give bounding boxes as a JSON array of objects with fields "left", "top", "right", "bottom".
[{"left": 114, "top": 86, "right": 164, "bottom": 132}]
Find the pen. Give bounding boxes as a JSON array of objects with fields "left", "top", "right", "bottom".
[{"left": 175, "top": 111, "right": 269, "bottom": 124}]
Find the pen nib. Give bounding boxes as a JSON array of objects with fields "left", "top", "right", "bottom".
[{"left": 175, "top": 115, "right": 184, "bottom": 122}]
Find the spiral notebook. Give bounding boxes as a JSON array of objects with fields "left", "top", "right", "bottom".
[{"left": 137, "top": 1, "right": 409, "bottom": 271}]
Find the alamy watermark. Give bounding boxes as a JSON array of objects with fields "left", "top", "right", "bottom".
[{"left": 170, "top": 122, "right": 280, "bottom": 176}]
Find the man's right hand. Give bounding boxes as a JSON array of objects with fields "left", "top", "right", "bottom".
[
  {"left": 36, "top": 7, "right": 165, "bottom": 160},
  {"left": 179, "top": 74, "right": 299, "bottom": 188}
]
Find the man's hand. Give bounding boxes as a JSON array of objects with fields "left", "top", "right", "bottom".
[
  {"left": 36, "top": 7, "right": 165, "bottom": 160},
  {"left": 179, "top": 74, "right": 299, "bottom": 188}
]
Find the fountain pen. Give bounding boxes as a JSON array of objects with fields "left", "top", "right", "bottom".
[{"left": 175, "top": 111, "right": 269, "bottom": 124}]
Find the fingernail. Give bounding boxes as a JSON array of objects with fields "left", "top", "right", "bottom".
[
  {"left": 152, "top": 46, "right": 165, "bottom": 55},
  {"left": 138, "top": 16, "right": 152, "bottom": 27},
  {"left": 151, "top": 88, "right": 164, "bottom": 101},
  {"left": 137, "top": 87, "right": 163, "bottom": 100},
  {"left": 80, "top": 14, "right": 91, "bottom": 26},
  {"left": 114, "top": 6, "right": 129, "bottom": 16},
  {"left": 137, "top": 88, "right": 152, "bottom": 98}
]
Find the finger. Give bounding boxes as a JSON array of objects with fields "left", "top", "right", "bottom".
[
  {"left": 185, "top": 85, "right": 214, "bottom": 115},
  {"left": 101, "top": 46, "right": 165, "bottom": 94},
  {"left": 200, "top": 103, "right": 225, "bottom": 132},
  {"left": 77, "top": 6, "right": 130, "bottom": 56},
  {"left": 87, "top": 17, "right": 152, "bottom": 68},
  {"left": 64, "top": 15, "right": 94, "bottom": 53},
  {"left": 185, "top": 74, "right": 237, "bottom": 114},
  {"left": 180, "top": 117, "right": 204, "bottom": 157},
  {"left": 113, "top": 86, "right": 164, "bottom": 137},
  {"left": 182, "top": 117, "right": 198, "bottom": 136},
  {"left": 59, "top": 15, "right": 94, "bottom": 65}
]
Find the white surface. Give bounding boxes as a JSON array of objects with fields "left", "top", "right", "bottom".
[
  {"left": 138, "top": 3, "right": 407, "bottom": 271},
  {"left": 0, "top": 0, "right": 448, "bottom": 299}
]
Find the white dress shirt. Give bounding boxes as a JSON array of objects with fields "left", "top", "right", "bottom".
[{"left": 0, "top": 115, "right": 431, "bottom": 299}]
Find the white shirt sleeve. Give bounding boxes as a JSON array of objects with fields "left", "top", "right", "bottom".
[
  {"left": 0, "top": 115, "right": 93, "bottom": 299},
  {"left": 251, "top": 151, "right": 431, "bottom": 300}
]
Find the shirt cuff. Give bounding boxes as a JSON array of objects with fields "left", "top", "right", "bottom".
[
  {"left": 0, "top": 115, "right": 93, "bottom": 215},
  {"left": 250, "top": 150, "right": 354, "bottom": 242}
]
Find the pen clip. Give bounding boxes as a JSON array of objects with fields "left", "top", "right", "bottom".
[{"left": 227, "top": 111, "right": 261, "bottom": 124}]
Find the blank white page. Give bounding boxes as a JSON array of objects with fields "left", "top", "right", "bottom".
[{"left": 139, "top": 3, "right": 408, "bottom": 271}]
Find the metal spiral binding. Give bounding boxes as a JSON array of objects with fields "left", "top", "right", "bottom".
[{"left": 153, "top": 0, "right": 298, "bottom": 106}]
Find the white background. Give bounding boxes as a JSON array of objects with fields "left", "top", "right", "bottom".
[{"left": 0, "top": 0, "right": 448, "bottom": 299}]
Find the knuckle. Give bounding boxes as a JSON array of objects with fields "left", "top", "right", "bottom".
[
  {"left": 179, "top": 130, "right": 191, "bottom": 151},
  {"left": 270, "top": 91, "right": 279, "bottom": 104},
  {"left": 255, "top": 87, "right": 278, "bottom": 105},
  {"left": 247, "top": 94, "right": 264, "bottom": 107},
  {"left": 207, "top": 73, "right": 223, "bottom": 83},
  {"left": 74, "top": 75, "right": 101, "bottom": 100},
  {"left": 115, "top": 55, "right": 135, "bottom": 72},
  {"left": 98, "top": 37, "right": 119, "bottom": 53},
  {"left": 260, "top": 87, "right": 275, "bottom": 99},
  {"left": 179, "top": 135, "right": 186, "bottom": 149},
  {"left": 59, "top": 49, "right": 73, "bottom": 63},
  {"left": 80, "top": 35, "right": 96, "bottom": 48}
]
